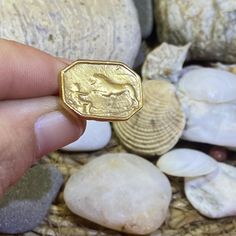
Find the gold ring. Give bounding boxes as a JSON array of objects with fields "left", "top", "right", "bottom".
[{"left": 59, "top": 60, "right": 143, "bottom": 121}]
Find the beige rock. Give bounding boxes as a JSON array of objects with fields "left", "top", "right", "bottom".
[
  {"left": 0, "top": 0, "right": 141, "bottom": 66},
  {"left": 155, "top": 0, "right": 236, "bottom": 62},
  {"left": 64, "top": 153, "right": 172, "bottom": 234}
]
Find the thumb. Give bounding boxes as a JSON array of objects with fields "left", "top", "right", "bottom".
[{"left": 0, "top": 96, "right": 85, "bottom": 196}]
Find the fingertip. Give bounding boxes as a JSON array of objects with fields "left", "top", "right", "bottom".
[{"left": 35, "top": 111, "right": 86, "bottom": 157}]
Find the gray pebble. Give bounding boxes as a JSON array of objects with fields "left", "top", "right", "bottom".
[
  {"left": 133, "top": 0, "right": 153, "bottom": 38},
  {"left": 133, "top": 41, "right": 150, "bottom": 69},
  {"left": 0, "top": 164, "right": 63, "bottom": 234}
]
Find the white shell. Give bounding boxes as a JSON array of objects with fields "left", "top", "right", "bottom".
[
  {"left": 142, "top": 43, "right": 190, "bottom": 83},
  {"left": 185, "top": 163, "right": 236, "bottom": 218},
  {"left": 113, "top": 80, "right": 185, "bottom": 156},
  {"left": 178, "top": 68, "right": 236, "bottom": 103},
  {"left": 157, "top": 148, "right": 218, "bottom": 177},
  {"left": 61, "top": 121, "right": 112, "bottom": 152},
  {"left": 64, "top": 153, "right": 172, "bottom": 234},
  {"left": 0, "top": 0, "right": 141, "bottom": 66}
]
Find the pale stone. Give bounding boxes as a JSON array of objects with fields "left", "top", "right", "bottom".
[
  {"left": 185, "top": 163, "right": 236, "bottom": 218},
  {"left": 155, "top": 0, "right": 236, "bottom": 63},
  {"left": 177, "top": 68, "right": 236, "bottom": 147},
  {"left": 0, "top": 0, "right": 141, "bottom": 67},
  {"left": 64, "top": 153, "right": 172, "bottom": 234},
  {"left": 178, "top": 68, "right": 236, "bottom": 103},
  {"left": 61, "top": 121, "right": 111, "bottom": 152}
]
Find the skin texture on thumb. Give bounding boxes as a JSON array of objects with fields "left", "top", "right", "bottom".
[
  {"left": 0, "top": 39, "right": 86, "bottom": 197},
  {"left": 0, "top": 96, "right": 85, "bottom": 196}
]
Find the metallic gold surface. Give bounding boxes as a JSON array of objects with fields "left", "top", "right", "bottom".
[{"left": 60, "top": 60, "right": 143, "bottom": 121}]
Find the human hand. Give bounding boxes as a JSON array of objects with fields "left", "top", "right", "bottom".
[{"left": 0, "top": 39, "right": 86, "bottom": 196}]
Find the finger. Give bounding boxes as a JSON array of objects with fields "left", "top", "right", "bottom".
[
  {"left": 0, "top": 39, "right": 69, "bottom": 100},
  {"left": 0, "top": 96, "right": 86, "bottom": 196}
]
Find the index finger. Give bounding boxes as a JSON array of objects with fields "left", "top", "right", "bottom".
[{"left": 0, "top": 39, "right": 69, "bottom": 100}]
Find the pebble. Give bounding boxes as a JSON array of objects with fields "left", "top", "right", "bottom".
[
  {"left": 133, "top": 41, "right": 147, "bottom": 69},
  {"left": 0, "top": 0, "right": 141, "bottom": 67},
  {"left": 134, "top": 0, "right": 153, "bottom": 38},
  {"left": 185, "top": 163, "right": 236, "bottom": 218},
  {"left": 61, "top": 121, "right": 112, "bottom": 152},
  {"left": 0, "top": 165, "right": 63, "bottom": 234},
  {"left": 209, "top": 146, "right": 228, "bottom": 162},
  {"left": 155, "top": 0, "right": 236, "bottom": 63},
  {"left": 64, "top": 153, "right": 172, "bottom": 235}
]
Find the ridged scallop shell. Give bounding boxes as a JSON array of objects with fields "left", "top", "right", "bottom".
[
  {"left": 0, "top": 0, "right": 140, "bottom": 67},
  {"left": 113, "top": 80, "right": 185, "bottom": 156}
]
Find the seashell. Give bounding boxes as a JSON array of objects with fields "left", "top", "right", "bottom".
[
  {"left": 177, "top": 68, "right": 236, "bottom": 147},
  {"left": 157, "top": 148, "right": 218, "bottom": 177},
  {"left": 142, "top": 43, "right": 190, "bottom": 83},
  {"left": 64, "top": 153, "right": 172, "bottom": 234},
  {"left": 185, "top": 163, "right": 236, "bottom": 218},
  {"left": 0, "top": 0, "right": 141, "bottom": 67},
  {"left": 178, "top": 68, "right": 236, "bottom": 103},
  {"left": 113, "top": 80, "right": 185, "bottom": 156},
  {"left": 155, "top": 0, "right": 236, "bottom": 63}
]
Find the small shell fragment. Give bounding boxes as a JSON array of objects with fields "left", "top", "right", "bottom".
[
  {"left": 113, "top": 80, "right": 185, "bottom": 156},
  {"left": 185, "top": 163, "right": 236, "bottom": 218},
  {"left": 142, "top": 43, "right": 190, "bottom": 83},
  {"left": 157, "top": 148, "right": 218, "bottom": 177}
]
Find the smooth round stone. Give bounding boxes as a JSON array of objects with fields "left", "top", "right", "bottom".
[
  {"left": 185, "top": 163, "right": 236, "bottom": 218},
  {"left": 64, "top": 153, "right": 172, "bottom": 234},
  {"left": 0, "top": 164, "right": 63, "bottom": 234},
  {"left": 178, "top": 68, "right": 236, "bottom": 103},
  {"left": 61, "top": 121, "right": 111, "bottom": 152}
]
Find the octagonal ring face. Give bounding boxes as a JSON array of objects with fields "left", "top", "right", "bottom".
[{"left": 60, "top": 60, "right": 143, "bottom": 121}]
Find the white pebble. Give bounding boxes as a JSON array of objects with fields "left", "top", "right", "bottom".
[
  {"left": 185, "top": 163, "right": 236, "bottom": 218},
  {"left": 61, "top": 121, "right": 111, "bottom": 152},
  {"left": 64, "top": 153, "right": 172, "bottom": 234}
]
